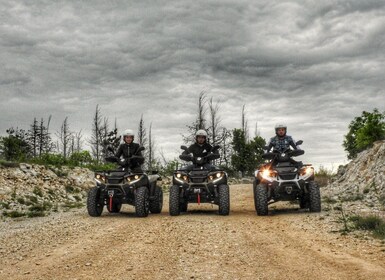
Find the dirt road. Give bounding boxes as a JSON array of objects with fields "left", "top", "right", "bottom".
[{"left": 1, "top": 184, "right": 384, "bottom": 280}]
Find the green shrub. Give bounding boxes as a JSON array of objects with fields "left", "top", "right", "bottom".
[
  {"left": 26, "top": 195, "right": 38, "bottom": 204},
  {"left": 0, "top": 202, "right": 10, "bottom": 209},
  {"left": 33, "top": 186, "right": 43, "bottom": 197},
  {"left": 0, "top": 160, "right": 20, "bottom": 168},
  {"left": 350, "top": 215, "right": 385, "bottom": 239},
  {"left": 374, "top": 223, "right": 385, "bottom": 239},
  {"left": 315, "top": 165, "right": 335, "bottom": 187},
  {"left": 322, "top": 196, "right": 338, "bottom": 204},
  {"left": 17, "top": 197, "right": 26, "bottom": 204},
  {"left": 3, "top": 210, "right": 25, "bottom": 218},
  {"left": 63, "top": 201, "right": 84, "bottom": 209},
  {"left": 27, "top": 211, "right": 45, "bottom": 217}
]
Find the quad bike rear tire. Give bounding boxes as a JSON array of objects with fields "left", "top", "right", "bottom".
[
  {"left": 169, "top": 185, "right": 181, "bottom": 216},
  {"left": 255, "top": 184, "right": 268, "bottom": 216},
  {"left": 135, "top": 187, "right": 150, "bottom": 217},
  {"left": 308, "top": 181, "right": 321, "bottom": 212},
  {"left": 149, "top": 186, "right": 163, "bottom": 214},
  {"left": 218, "top": 184, "right": 230, "bottom": 216},
  {"left": 87, "top": 187, "right": 104, "bottom": 217}
]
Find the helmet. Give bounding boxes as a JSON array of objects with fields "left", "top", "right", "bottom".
[
  {"left": 195, "top": 129, "right": 208, "bottom": 138},
  {"left": 275, "top": 124, "right": 287, "bottom": 136},
  {"left": 122, "top": 129, "right": 135, "bottom": 138}
]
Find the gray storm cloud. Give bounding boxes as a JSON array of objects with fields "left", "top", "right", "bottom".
[{"left": 1, "top": 0, "right": 384, "bottom": 169}]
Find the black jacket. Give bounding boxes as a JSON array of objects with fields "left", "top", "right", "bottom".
[
  {"left": 180, "top": 143, "right": 219, "bottom": 163},
  {"left": 115, "top": 142, "right": 144, "bottom": 171}
]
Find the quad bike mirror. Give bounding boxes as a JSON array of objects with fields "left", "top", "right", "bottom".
[
  {"left": 105, "top": 156, "right": 118, "bottom": 163},
  {"left": 262, "top": 153, "right": 276, "bottom": 160},
  {"left": 180, "top": 145, "right": 188, "bottom": 151},
  {"left": 296, "top": 140, "right": 303, "bottom": 146},
  {"left": 212, "top": 145, "right": 220, "bottom": 151},
  {"left": 138, "top": 146, "right": 145, "bottom": 152},
  {"left": 291, "top": 149, "right": 305, "bottom": 157}
]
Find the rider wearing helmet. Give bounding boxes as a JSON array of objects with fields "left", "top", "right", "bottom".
[
  {"left": 180, "top": 129, "right": 219, "bottom": 171},
  {"left": 266, "top": 124, "right": 298, "bottom": 153},
  {"left": 115, "top": 129, "right": 144, "bottom": 173}
]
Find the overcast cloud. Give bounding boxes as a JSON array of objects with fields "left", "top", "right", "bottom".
[{"left": 1, "top": 0, "right": 385, "bottom": 170}]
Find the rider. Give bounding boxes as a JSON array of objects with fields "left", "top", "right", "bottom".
[
  {"left": 180, "top": 129, "right": 219, "bottom": 171},
  {"left": 266, "top": 124, "right": 299, "bottom": 153},
  {"left": 115, "top": 129, "right": 144, "bottom": 173}
]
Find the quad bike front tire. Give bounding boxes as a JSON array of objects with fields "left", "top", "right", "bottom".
[
  {"left": 308, "top": 181, "right": 321, "bottom": 212},
  {"left": 135, "top": 187, "right": 150, "bottom": 217},
  {"left": 218, "top": 184, "right": 230, "bottom": 216},
  {"left": 169, "top": 185, "right": 181, "bottom": 216},
  {"left": 149, "top": 186, "right": 163, "bottom": 214},
  {"left": 87, "top": 187, "right": 104, "bottom": 217},
  {"left": 253, "top": 179, "right": 258, "bottom": 212},
  {"left": 255, "top": 184, "right": 268, "bottom": 216}
]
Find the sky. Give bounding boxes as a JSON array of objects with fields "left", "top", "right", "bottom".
[{"left": 1, "top": 0, "right": 385, "bottom": 171}]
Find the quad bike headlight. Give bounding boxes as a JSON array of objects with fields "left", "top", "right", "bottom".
[
  {"left": 126, "top": 174, "right": 143, "bottom": 184},
  {"left": 94, "top": 174, "right": 106, "bottom": 184},
  {"left": 208, "top": 172, "right": 224, "bottom": 183},
  {"left": 260, "top": 168, "right": 277, "bottom": 182},
  {"left": 299, "top": 166, "right": 314, "bottom": 180},
  {"left": 174, "top": 172, "right": 189, "bottom": 183}
]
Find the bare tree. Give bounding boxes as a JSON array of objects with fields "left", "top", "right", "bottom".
[
  {"left": 89, "top": 105, "right": 103, "bottom": 163},
  {"left": 220, "top": 128, "right": 233, "bottom": 167},
  {"left": 183, "top": 91, "right": 207, "bottom": 143},
  {"left": 148, "top": 122, "right": 155, "bottom": 172},
  {"left": 74, "top": 130, "right": 83, "bottom": 152},
  {"left": 57, "top": 117, "right": 72, "bottom": 159},
  {"left": 137, "top": 114, "right": 147, "bottom": 147},
  {"left": 241, "top": 104, "right": 249, "bottom": 142},
  {"left": 208, "top": 97, "right": 221, "bottom": 145},
  {"left": 27, "top": 118, "right": 39, "bottom": 158}
]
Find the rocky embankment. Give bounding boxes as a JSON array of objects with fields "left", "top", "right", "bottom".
[
  {"left": 0, "top": 164, "right": 94, "bottom": 218},
  {"left": 323, "top": 140, "right": 385, "bottom": 215}
]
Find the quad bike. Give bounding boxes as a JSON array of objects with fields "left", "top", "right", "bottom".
[
  {"left": 253, "top": 140, "right": 321, "bottom": 216},
  {"left": 169, "top": 145, "right": 230, "bottom": 216},
  {"left": 87, "top": 146, "right": 163, "bottom": 217}
]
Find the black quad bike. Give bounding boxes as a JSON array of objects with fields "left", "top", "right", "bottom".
[
  {"left": 169, "top": 145, "right": 230, "bottom": 216},
  {"left": 253, "top": 140, "right": 321, "bottom": 216},
  {"left": 87, "top": 147, "right": 163, "bottom": 217}
]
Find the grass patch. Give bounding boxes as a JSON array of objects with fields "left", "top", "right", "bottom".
[
  {"left": 62, "top": 201, "right": 84, "bottom": 209},
  {"left": 28, "top": 201, "right": 52, "bottom": 212},
  {"left": 0, "top": 160, "right": 20, "bottom": 168},
  {"left": 0, "top": 202, "right": 10, "bottom": 209},
  {"left": 2, "top": 210, "right": 25, "bottom": 218},
  {"left": 26, "top": 195, "right": 38, "bottom": 204},
  {"left": 33, "top": 186, "right": 44, "bottom": 197},
  {"left": 379, "top": 194, "right": 385, "bottom": 206},
  {"left": 65, "top": 185, "right": 81, "bottom": 194},
  {"left": 350, "top": 215, "right": 385, "bottom": 239},
  {"left": 322, "top": 196, "right": 338, "bottom": 204},
  {"left": 27, "top": 211, "right": 46, "bottom": 218},
  {"left": 340, "top": 193, "right": 364, "bottom": 202},
  {"left": 16, "top": 197, "right": 26, "bottom": 204}
]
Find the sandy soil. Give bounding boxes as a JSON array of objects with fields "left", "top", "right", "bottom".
[{"left": 1, "top": 184, "right": 384, "bottom": 280}]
